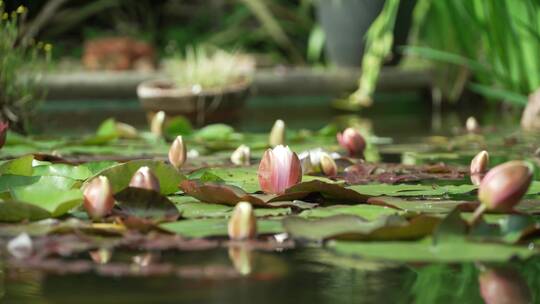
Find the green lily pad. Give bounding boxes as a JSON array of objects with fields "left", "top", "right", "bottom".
[
  {"left": 87, "top": 160, "right": 185, "bottom": 195},
  {"left": 171, "top": 198, "right": 291, "bottom": 219},
  {"left": 33, "top": 163, "right": 93, "bottom": 180},
  {"left": 10, "top": 184, "right": 82, "bottom": 217},
  {"left": 159, "top": 218, "right": 283, "bottom": 238},
  {"left": 0, "top": 155, "right": 34, "bottom": 176},
  {"left": 349, "top": 183, "right": 476, "bottom": 197},
  {"left": 283, "top": 214, "right": 439, "bottom": 241},
  {"left": 367, "top": 196, "right": 477, "bottom": 213},
  {"left": 0, "top": 200, "right": 51, "bottom": 222},
  {"left": 299, "top": 204, "right": 399, "bottom": 221},
  {"left": 328, "top": 239, "right": 535, "bottom": 262}
]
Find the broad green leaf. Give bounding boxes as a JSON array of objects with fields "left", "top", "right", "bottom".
[
  {"left": 0, "top": 200, "right": 51, "bottom": 222},
  {"left": 159, "top": 218, "right": 283, "bottom": 238},
  {"left": 0, "top": 155, "right": 33, "bottom": 176},
  {"left": 284, "top": 214, "right": 439, "bottom": 241},
  {"left": 96, "top": 118, "right": 119, "bottom": 138},
  {"left": 11, "top": 184, "right": 82, "bottom": 217},
  {"left": 164, "top": 116, "right": 193, "bottom": 137},
  {"left": 349, "top": 184, "right": 476, "bottom": 197},
  {"left": 194, "top": 124, "right": 236, "bottom": 141},
  {"left": 0, "top": 175, "right": 76, "bottom": 193},
  {"left": 328, "top": 239, "right": 535, "bottom": 262},
  {"left": 299, "top": 204, "right": 399, "bottom": 221},
  {"left": 33, "top": 164, "right": 93, "bottom": 180},
  {"left": 88, "top": 160, "right": 185, "bottom": 195},
  {"left": 82, "top": 161, "right": 118, "bottom": 175},
  {"left": 171, "top": 197, "right": 291, "bottom": 218}
]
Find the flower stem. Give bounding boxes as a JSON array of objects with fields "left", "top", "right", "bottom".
[{"left": 469, "top": 203, "right": 487, "bottom": 227}]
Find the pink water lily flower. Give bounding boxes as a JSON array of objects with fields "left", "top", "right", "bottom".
[
  {"left": 337, "top": 128, "right": 365, "bottom": 158},
  {"left": 0, "top": 121, "right": 9, "bottom": 149},
  {"left": 258, "top": 145, "right": 302, "bottom": 194}
]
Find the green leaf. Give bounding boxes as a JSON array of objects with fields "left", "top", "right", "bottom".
[
  {"left": 96, "top": 118, "right": 119, "bottom": 138},
  {"left": 0, "top": 175, "right": 76, "bottom": 193},
  {"left": 0, "top": 155, "right": 33, "bottom": 176},
  {"left": 88, "top": 160, "right": 185, "bottom": 195},
  {"left": 299, "top": 204, "right": 399, "bottom": 221},
  {"left": 11, "top": 184, "right": 82, "bottom": 217},
  {"left": 159, "top": 218, "right": 283, "bottom": 238},
  {"left": 171, "top": 197, "right": 291, "bottom": 218},
  {"left": 164, "top": 116, "right": 193, "bottom": 137},
  {"left": 328, "top": 239, "right": 535, "bottom": 262},
  {"left": 284, "top": 214, "right": 439, "bottom": 241},
  {"left": 32, "top": 163, "right": 93, "bottom": 180},
  {"left": 368, "top": 196, "right": 475, "bottom": 213},
  {"left": 81, "top": 161, "right": 118, "bottom": 175},
  {"left": 0, "top": 200, "right": 51, "bottom": 222},
  {"left": 349, "top": 184, "right": 476, "bottom": 197},
  {"left": 194, "top": 124, "right": 235, "bottom": 141}
]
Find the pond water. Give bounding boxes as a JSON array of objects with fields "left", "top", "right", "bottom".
[{"left": 2, "top": 94, "right": 534, "bottom": 303}]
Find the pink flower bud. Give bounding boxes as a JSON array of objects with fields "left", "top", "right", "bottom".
[
  {"left": 228, "top": 202, "right": 257, "bottom": 240},
  {"left": 150, "top": 111, "right": 165, "bottom": 137},
  {"left": 0, "top": 121, "right": 8, "bottom": 149},
  {"left": 337, "top": 128, "right": 366, "bottom": 158},
  {"left": 470, "top": 150, "right": 489, "bottom": 185},
  {"left": 168, "top": 136, "right": 187, "bottom": 170},
  {"left": 479, "top": 267, "right": 531, "bottom": 304},
  {"left": 320, "top": 152, "right": 338, "bottom": 177},
  {"left": 258, "top": 145, "right": 302, "bottom": 194},
  {"left": 83, "top": 176, "right": 115, "bottom": 219},
  {"left": 129, "top": 166, "right": 160, "bottom": 192},
  {"left": 269, "top": 119, "right": 285, "bottom": 147},
  {"left": 478, "top": 161, "right": 532, "bottom": 212}
]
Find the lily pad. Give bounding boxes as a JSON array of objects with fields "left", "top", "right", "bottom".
[
  {"left": 299, "top": 204, "right": 399, "bottom": 221},
  {"left": 159, "top": 218, "right": 283, "bottom": 238},
  {"left": 283, "top": 214, "right": 439, "bottom": 241},
  {"left": 349, "top": 183, "right": 476, "bottom": 197},
  {"left": 0, "top": 155, "right": 34, "bottom": 176},
  {"left": 88, "top": 160, "right": 185, "bottom": 195},
  {"left": 0, "top": 200, "right": 52, "bottom": 222},
  {"left": 10, "top": 184, "right": 82, "bottom": 217},
  {"left": 171, "top": 198, "right": 291, "bottom": 219},
  {"left": 33, "top": 163, "right": 93, "bottom": 180},
  {"left": 367, "top": 196, "right": 477, "bottom": 213}
]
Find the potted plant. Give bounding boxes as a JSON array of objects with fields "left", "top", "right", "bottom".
[{"left": 137, "top": 46, "right": 254, "bottom": 126}]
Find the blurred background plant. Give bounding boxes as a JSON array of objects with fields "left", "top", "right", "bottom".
[
  {"left": 164, "top": 46, "right": 254, "bottom": 90},
  {"left": 351, "top": 0, "right": 540, "bottom": 108},
  {"left": 0, "top": 1, "right": 50, "bottom": 133}
]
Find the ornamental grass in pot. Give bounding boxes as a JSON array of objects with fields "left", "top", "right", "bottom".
[{"left": 137, "top": 47, "right": 254, "bottom": 126}]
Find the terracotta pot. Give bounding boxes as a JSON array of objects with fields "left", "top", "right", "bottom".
[{"left": 137, "top": 79, "right": 251, "bottom": 126}]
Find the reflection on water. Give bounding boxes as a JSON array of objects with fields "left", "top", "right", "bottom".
[{"left": 2, "top": 248, "right": 539, "bottom": 303}]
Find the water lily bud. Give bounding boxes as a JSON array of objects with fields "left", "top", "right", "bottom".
[
  {"left": 258, "top": 145, "right": 302, "bottom": 194},
  {"left": 0, "top": 121, "right": 8, "bottom": 149},
  {"left": 83, "top": 176, "right": 115, "bottom": 219},
  {"left": 479, "top": 267, "right": 531, "bottom": 304},
  {"left": 228, "top": 202, "right": 257, "bottom": 240},
  {"left": 150, "top": 111, "right": 165, "bottom": 137},
  {"left": 231, "top": 144, "right": 250, "bottom": 166},
  {"left": 320, "top": 152, "right": 338, "bottom": 177},
  {"left": 337, "top": 128, "right": 366, "bottom": 158},
  {"left": 115, "top": 122, "right": 138, "bottom": 139},
  {"left": 168, "top": 136, "right": 187, "bottom": 170},
  {"left": 478, "top": 161, "right": 532, "bottom": 211},
  {"left": 470, "top": 150, "right": 489, "bottom": 185},
  {"left": 129, "top": 166, "right": 160, "bottom": 192},
  {"left": 269, "top": 119, "right": 285, "bottom": 147},
  {"left": 466, "top": 116, "right": 479, "bottom": 133}
]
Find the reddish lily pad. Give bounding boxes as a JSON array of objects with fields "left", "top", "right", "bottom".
[{"left": 114, "top": 187, "right": 180, "bottom": 220}]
